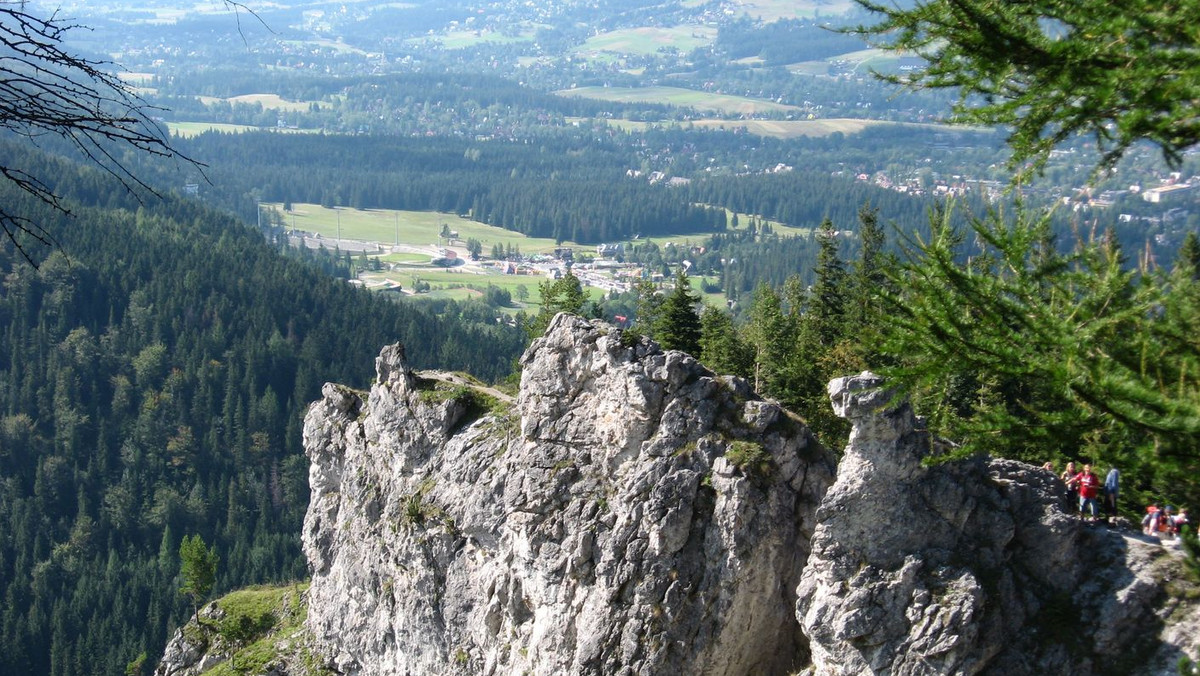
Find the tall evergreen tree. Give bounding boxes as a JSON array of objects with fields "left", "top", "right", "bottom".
[
  {"left": 879, "top": 200, "right": 1200, "bottom": 510},
  {"left": 529, "top": 272, "right": 586, "bottom": 338},
  {"left": 632, "top": 279, "right": 665, "bottom": 338},
  {"left": 1179, "top": 231, "right": 1200, "bottom": 281},
  {"left": 178, "top": 534, "right": 218, "bottom": 617},
  {"left": 698, "top": 306, "right": 754, "bottom": 379},
  {"left": 808, "top": 218, "right": 848, "bottom": 348},
  {"left": 655, "top": 271, "right": 702, "bottom": 355},
  {"left": 745, "top": 282, "right": 792, "bottom": 393}
]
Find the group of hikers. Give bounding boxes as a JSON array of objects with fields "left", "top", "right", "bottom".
[
  {"left": 1044, "top": 461, "right": 1190, "bottom": 538},
  {"left": 1045, "top": 462, "right": 1119, "bottom": 524}
]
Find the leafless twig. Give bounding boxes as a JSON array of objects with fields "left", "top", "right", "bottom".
[{"left": 0, "top": 1, "right": 207, "bottom": 266}]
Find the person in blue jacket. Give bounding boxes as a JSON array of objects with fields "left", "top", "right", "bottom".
[{"left": 1103, "top": 467, "right": 1120, "bottom": 524}]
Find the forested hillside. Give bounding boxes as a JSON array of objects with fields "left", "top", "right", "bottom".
[
  {"left": 0, "top": 149, "right": 525, "bottom": 675},
  {"left": 188, "top": 132, "right": 727, "bottom": 243}
]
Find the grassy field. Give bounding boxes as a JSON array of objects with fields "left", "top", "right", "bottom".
[
  {"left": 727, "top": 0, "right": 857, "bottom": 20},
  {"left": 276, "top": 203, "right": 815, "bottom": 255},
  {"left": 567, "top": 116, "right": 897, "bottom": 140},
  {"left": 278, "top": 203, "right": 797, "bottom": 311},
  {"left": 118, "top": 72, "right": 156, "bottom": 85},
  {"left": 196, "top": 93, "right": 331, "bottom": 112},
  {"left": 686, "top": 118, "right": 885, "bottom": 138},
  {"left": 271, "top": 203, "right": 575, "bottom": 254},
  {"left": 360, "top": 268, "right": 605, "bottom": 313},
  {"left": 556, "top": 86, "right": 803, "bottom": 116},
  {"left": 280, "top": 37, "right": 371, "bottom": 56},
  {"left": 825, "top": 48, "right": 909, "bottom": 73},
  {"left": 572, "top": 25, "right": 718, "bottom": 58},
  {"left": 167, "top": 122, "right": 263, "bottom": 137},
  {"left": 423, "top": 26, "right": 538, "bottom": 49},
  {"left": 787, "top": 62, "right": 831, "bottom": 76},
  {"left": 379, "top": 252, "right": 435, "bottom": 265}
]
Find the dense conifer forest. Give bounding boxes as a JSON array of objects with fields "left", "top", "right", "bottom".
[{"left": 0, "top": 147, "right": 525, "bottom": 675}]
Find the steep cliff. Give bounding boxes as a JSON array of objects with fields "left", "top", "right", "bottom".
[
  {"left": 157, "top": 316, "right": 1200, "bottom": 676},
  {"left": 301, "top": 314, "right": 836, "bottom": 675}
]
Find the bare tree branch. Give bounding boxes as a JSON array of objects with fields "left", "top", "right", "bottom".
[{"left": 0, "top": 1, "right": 207, "bottom": 266}]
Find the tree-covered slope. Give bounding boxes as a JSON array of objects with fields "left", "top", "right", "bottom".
[{"left": 0, "top": 149, "right": 525, "bottom": 675}]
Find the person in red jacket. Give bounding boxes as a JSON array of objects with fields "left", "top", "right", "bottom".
[{"left": 1072, "top": 464, "right": 1102, "bottom": 522}]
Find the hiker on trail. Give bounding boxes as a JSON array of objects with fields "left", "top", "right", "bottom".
[
  {"left": 1174, "top": 509, "right": 1191, "bottom": 536},
  {"left": 1162, "top": 506, "right": 1177, "bottom": 537},
  {"left": 1073, "top": 464, "right": 1102, "bottom": 522},
  {"left": 1145, "top": 505, "right": 1178, "bottom": 538},
  {"left": 1061, "top": 461, "right": 1078, "bottom": 506},
  {"left": 1143, "top": 504, "right": 1161, "bottom": 534},
  {"left": 1103, "top": 467, "right": 1120, "bottom": 522}
]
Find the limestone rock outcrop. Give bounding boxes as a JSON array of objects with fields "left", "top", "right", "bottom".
[
  {"left": 158, "top": 318, "right": 1200, "bottom": 676},
  {"left": 301, "top": 314, "right": 836, "bottom": 675},
  {"left": 798, "top": 372, "right": 1200, "bottom": 676}
]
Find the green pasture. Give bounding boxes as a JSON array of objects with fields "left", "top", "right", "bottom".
[
  {"left": 197, "top": 93, "right": 331, "bottom": 112},
  {"left": 568, "top": 116, "right": 889, "bottom": 140},
  {"left": 379, "top": 252, "right": 434, "bottom": 265},
  {"left": 687, "top": 118, "right": 883, "bottom": 138},
  {"left": 168, "top": 122, "right": 263, "bottom": 137},
  {"left": 787, "top": 61, "right": 830, "bottom": 76},
  {"left": 362, "top": 269, "right": 604, "bottom": 312},
  {"left": 603, "top": 119, "right": 651, "bottom": 132},
  {"left": 731, "top": 0, "right": 857, "bottom": 21},
  {"left": 572, "top": 25, "right": 717, "bottom": 58},
  {"left": 827, "top": 48, "right": 908, "bottom": 73},
  {"left": 640, "top": 210, "right": 812, "bottom": 249},
  {"left": 280, "top": 38, "right": 371, "bottom": 56},
  {"left": 695, "top": 276, "right": 728, "bottom": 309},
  {"left": 724, "top": 209, "right": 814, "bottom": 239},
  {"left": 556, "top": 86, "right": 802, "bottom": 116},
  {"left": 276, "top": 202, "right": 818, "bottom": 262},
  {"left": 118, "top": 72, "right": 156, "bottom": 85},
  {"left": 430, "top": 28, "right": 536, "bottom": 49},
  {"left": 271, "top": 203, "right": 572, "bottom": 254}
]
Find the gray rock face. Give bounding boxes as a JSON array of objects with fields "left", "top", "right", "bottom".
[
  {"left": 798, "top": 372, "right": 1200, "bottom": 676},
  {"left": 301, "top": 314, "right": 836, "bottom": 676},
  {"left": 154, "top": 603, "right": 229, "bottom": 676},
  {"left": 157, "top": 326, "right": 1200, "bottom": 676}
]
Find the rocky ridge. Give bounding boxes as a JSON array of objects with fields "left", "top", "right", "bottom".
[
  {"left": 301, "top": 314, "right": 835, "bottom": 675},
  {"left": 157, "top": 315, "right": 1200, "bottom": 676},
  {"left": 801, "top": 372, "right": 1200, "bottom": 675}
]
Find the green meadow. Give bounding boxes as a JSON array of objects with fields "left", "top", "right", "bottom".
[
  {"left": 360, "top": 269, "right": 605, "bottom": 313},
  {"left": 168, "top": 122, "right": 263, "bottom": 137},
  {"left": 196, "top": 93, "right": 331, "bottom": 112},
  {"left": 421, "top": 26, "right": 539, "bottom": 49},
  {"left": 275, "top": 203, "right": 812, "bottom": 257},
  {"left": 732, "top": 0, "right": 857, "bottom": 21},
  {"left": 270, "top": 203, "right": 571, "bottom": 254},
  {"left": 556, "top": 86, "right": 803, "bottom": 116},
  {"left": 572, "top": 25, "right": 717, "bottom": 58}
]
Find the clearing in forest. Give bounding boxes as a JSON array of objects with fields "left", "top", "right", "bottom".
[{"left": 556, "top": 86, "right": 802, "bottom": 116}]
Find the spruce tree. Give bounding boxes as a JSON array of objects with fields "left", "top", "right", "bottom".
[
  {"left": 745, "top": 282, "right": 792, "bottom": 393},
  {"left": 879, "top": 200, "right": 1200, "bottom": 486},
  {"left": 179, "top": 534, "right": 218, "bottom": 617},
  {"left": 698, "top": 306, "right": 754, "bottom": 379},
  {"left": 809, "top": 218, "right": 848, "bottom": 348},
  {"left": 1178, "top": 231, "right": 1200, "bottom": 281},
  {"left": 528, "top": 272, "right": 586, "bottom": 338},
  {"left": 655, "top": 270, "right": 702, "bottom": 356},
  {"left": 847, "top": 203, "right": 889, "bottom": 339}
]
